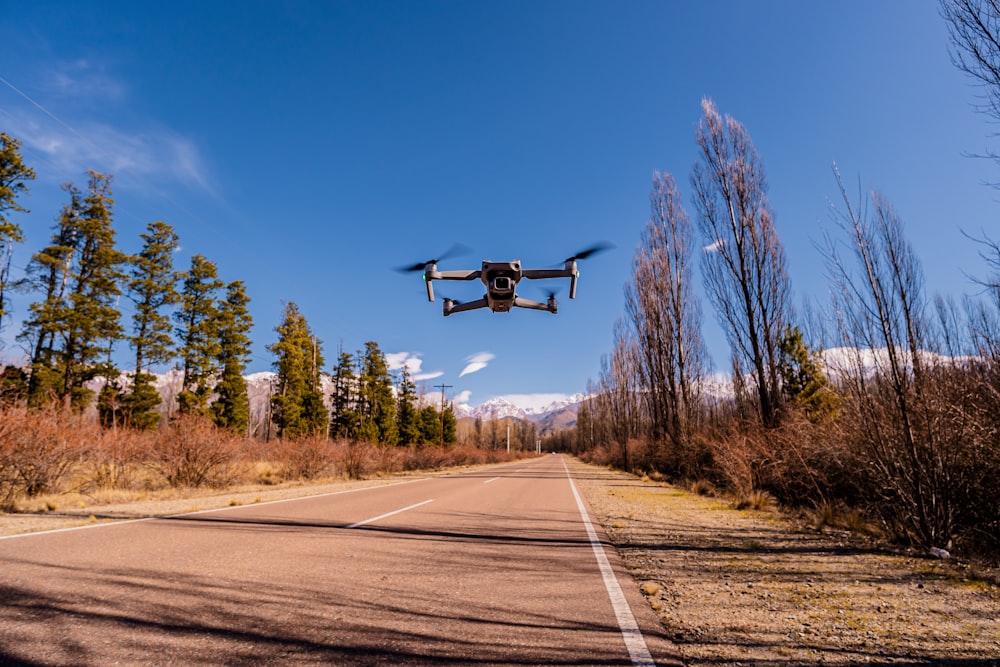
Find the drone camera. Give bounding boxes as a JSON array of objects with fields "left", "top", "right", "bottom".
[{"left": 492, "top": 276, "right": 514, "bottom": 292}]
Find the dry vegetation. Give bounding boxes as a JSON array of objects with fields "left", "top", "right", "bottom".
[
  {"left": 0, "top": 406, "right": 526, "bottom": 525},
  {"left": 571, "top": 460, "right": 1000, "bottom": 666}
]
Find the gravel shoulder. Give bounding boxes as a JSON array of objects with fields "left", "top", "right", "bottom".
[
  {"left": 4, "top": 458, "right": 999, "bottom": 666},
  {"left": 568, "top": 459, "right": 1000, "bottom": 666}
]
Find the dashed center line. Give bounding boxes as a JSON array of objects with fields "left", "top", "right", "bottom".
[
  {"left": 346, "top": 499, "right": 435, "bottom": 529},
  {"left": 484, "top": 477, "right": 501, "bottom": 484}
]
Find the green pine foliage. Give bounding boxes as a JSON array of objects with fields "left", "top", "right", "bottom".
[
  {"left": 212, "top": 281, "right": 253, "bottom": 433},
  {"left": 329, "top": 349, "right": 359, "bottom": 439},
  {"left": 117, "top": 221, "right": 180, "bottom": 428},
  {"left": 358, "top": 341, "right": 396, "bottom": 445},
  {"left": 777, "top": 325, "right": 839, "bottom": 421},
  {"left": 268, "top": 301, "right": 327, "bottom": 438},
  {"left": 417, "top": 404, "right": 441, "bottom": 445},
  {"left": 21, "top": 172, "right": 126, "bottom": 409},
  {"left": 175, "top": 254, "right": 223, "bottom": 414},
  {"left": 396, "top": 366, "right": 421, "bottom": 445},
  {"left": 0, "top": 133, "right": 36, "bottom": 328}
]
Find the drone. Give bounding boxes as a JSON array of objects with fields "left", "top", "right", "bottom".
[{"left": 398, "top": 243, "right": 612, "bottom": 316}]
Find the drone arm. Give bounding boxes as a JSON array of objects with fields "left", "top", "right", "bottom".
[
  {"left": 424, "top": 267, "right": 479, "bottom": 302},
  {"left": 433, "top": 270, "right": 482, "bottom": 281},
  {"left": 523, "top": 260, "right": 579, "bottom": 298},
  {"left": 513, "top": 296, "right": 557, "bottom": 314},
  {"left": 521, "top": 268, "right": 572, "bottom": 280},
  {"left": 444, "top": 297, "right": 489, "bottom": 316}
]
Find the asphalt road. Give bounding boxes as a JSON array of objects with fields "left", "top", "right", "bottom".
[{"left": 0, "top": 454, "right": 678, "bottom": 666}]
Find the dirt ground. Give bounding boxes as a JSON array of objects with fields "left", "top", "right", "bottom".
[
  {"left": 570, "top": 460, "right": 1000, "bottom": 666},
  {"left": 3, "top": 459, "right": 999, "bottom": 666}
]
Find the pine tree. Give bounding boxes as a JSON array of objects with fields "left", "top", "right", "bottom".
[
  {"left": 330, "top": 348, "right": 359, "bottom": 439},
  {"left": 174, "top": 254, "right": 223, "bottom": 414},
  {"left": 358, "top": 341, "right": 397, "bottom": 445},
  {"left": 0, "top": 133, "right": 36, "bottom": 330},
  {"left": 267, "top": 302, "right": 327, "bottom": 437},
  {"left": 212, "top": 280, "right": 253, "bottom": 433},
  {"left": 777, "top": 325, "right": 839, "bottom": 421},
  {"left": 396, "top": 365, "right": 420, "bottom": 445},
  {"left": 417, "top": 404, "right": 441, "bottom": 445},
  {"left": 21, "top": 172, "right": 126, "bottom": 409},
  {"left": 442, "top": 404, "right": 457, "bottom": 445},
  {"left": 120, "top": 221, "right": 180, "bottom": 429}
]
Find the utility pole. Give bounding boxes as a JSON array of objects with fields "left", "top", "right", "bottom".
[{"left": 433, "top": 383, "right": 452, "bottom": 447}]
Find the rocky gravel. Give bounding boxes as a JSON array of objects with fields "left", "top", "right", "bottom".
[{"left": 570, "top": 460, "right": 1000, "bottom": 666}]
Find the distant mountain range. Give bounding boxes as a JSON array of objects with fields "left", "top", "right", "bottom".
[{"left": 90, "top": 370, "right": 585, "bottom": 435}]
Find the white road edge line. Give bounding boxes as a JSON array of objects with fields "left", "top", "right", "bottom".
[
  {"left": 346, "top": 499, "right": 435, "bottom": 529},
  {"left": 562, "top": 458, "right": 656, "bottom": 667},
  {"left": 484, "top": 477, "right": 501, "bottom": 484}
]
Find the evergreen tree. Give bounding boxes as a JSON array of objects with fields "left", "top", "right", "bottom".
[
  {"left": 777, "top": 325, "right": 839, "bottom": 422},
  {"left": 396, "top": 365, "right": 421, "bottom": 445},
  {"left": 212, "top": 280, "right": 253, "bottom": 433},
  {"left": 442, "top": 403, "right": 457, "bottom": 445},
  {"left": 358, "top": 341, "right": 397, "bottom": 444},
  {"left": 21, "top": 172, "right": 126, "bottom": 408},
  {"left": 330, "top": 348, "right": 359, "bottom": 439},
  {"left": 417, "top": 404, "right": 442, "bottom": 445},
  {"left": 20, "top": 183, "right": 83, "bottom": 404},
  {"left": 120, "top": 221, "right": 180, "bottom": 429},
  {"left": 174, "top": 254, "right": 223, "bottom": 414},
  {"left": 267, "top": 302, "right": 327, "bottom": 437},
  {"left": 0, "top": 133, "right": 36, "bottom": 330}
]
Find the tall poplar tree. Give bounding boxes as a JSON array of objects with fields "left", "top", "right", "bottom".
[
  {"left": 268, "top": 302, "right": 327, "bottom": 438},
  {"left": 625, "top": 171, "right": 706, "bottom": 458},
  {"left": 174, "top": 254, "right": 223, "bottom": 414},
  {"left": 0, "top": 133, "right": 36, "bottom": 330},
  {"left": 691, "top": 99, "right": 791, "bottom": 427}
]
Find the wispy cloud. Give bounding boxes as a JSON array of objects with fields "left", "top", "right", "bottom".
[
  {"left": 460, "top": 352, "right": 494, "bottom": 377},
  {"left": 386, "top": 352, "right": 444, "bottom": 382},
  {"left": 1, "top": 71, "right": 213, "bottom": 195},
  {"left": 703, "top": 239, "right": 724, "bottom": 253}
]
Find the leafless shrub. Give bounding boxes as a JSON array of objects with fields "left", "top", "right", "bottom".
[
  {"left": 401, "top": 445, "right": 448, "bottom": 471},
  {"left": 83, "top": 426, "right": 148, "bottom": 490},
  {"left": 146, "top": 414, "right": 239, "bottom": 488},
  {"left": 333, "top": 439, "right": 372, "bottom": 480},
  {"left": 0, "top": 407, "right": 90, "bottom": 508},
  {"left": 278, "top": 435, "right": 334, "bottom": 480}
]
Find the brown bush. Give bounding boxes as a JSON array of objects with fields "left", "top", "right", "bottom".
[
  {"left": 0, "top": 407, "right": 92, "bottom": 509},
  {"left": 145, "top": 415, "right": 240, "bottom": 488},
  {"left": 277, "top": 435, "right": 335, "bottom": 480}
]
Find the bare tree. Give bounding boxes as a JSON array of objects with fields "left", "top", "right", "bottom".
[
  {"left": 824, "top": 169, "right": 966, "bottom": 549},
  {"left": 625, "top": 171, "right": 707, "bottom": 469},
  {"left": 691, "top": 99, "right": 791, "bottom": 427},
  {"left": 942, "top": 1, "right": 1000, "bottom": 127}
]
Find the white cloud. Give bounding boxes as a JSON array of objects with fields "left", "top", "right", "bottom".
[
  {"left": 459, "top": 352, "right": 494, "bottom": 377},
  {"left": 703, "top": 239, "right": 724, "bottom": 253},
  {"left": 453, "top": 390, "right": 472, "bottom": 406},
  {"left": 0, "top": 71, "right": 213, "bottom": 195},
  {"left": 386, "top": 352, "right": 443, "bottom": 382}
]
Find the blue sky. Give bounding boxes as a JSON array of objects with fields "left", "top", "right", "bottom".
[{"left": 1, "top": 1, "right": 997, "bottom": 410}]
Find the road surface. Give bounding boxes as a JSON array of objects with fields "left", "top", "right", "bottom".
[{"left": 0, "top": 454, "right": 678, "bottom": 665}]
